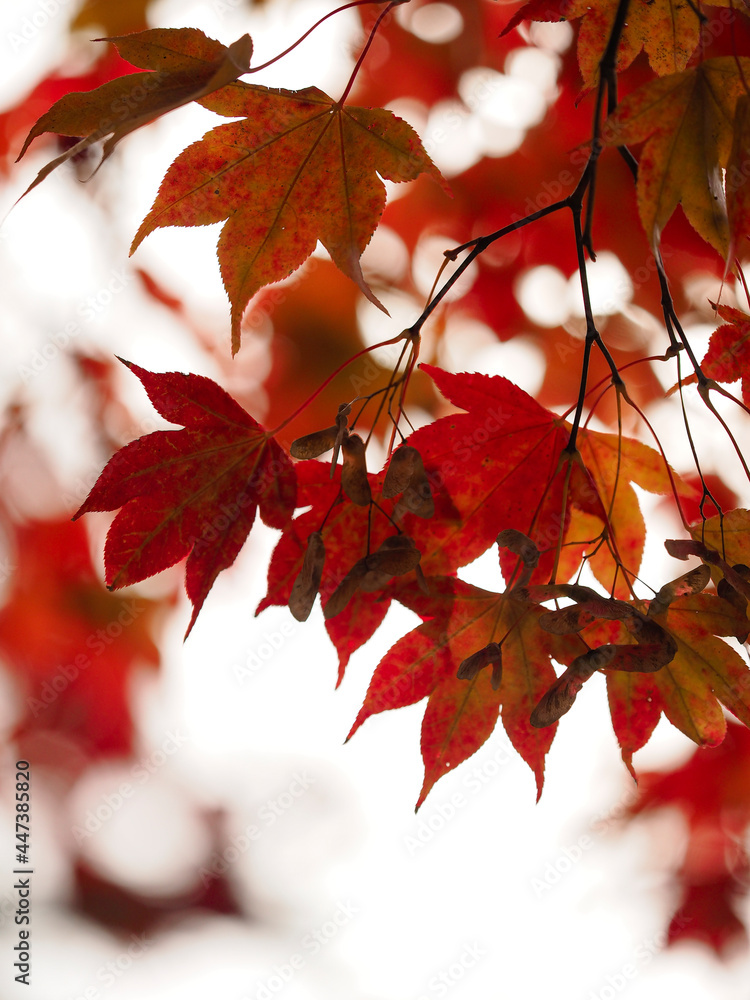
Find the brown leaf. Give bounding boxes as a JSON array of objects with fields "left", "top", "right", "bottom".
[{"left": 17, "top": 28, "right": 253, "bottom": 200}]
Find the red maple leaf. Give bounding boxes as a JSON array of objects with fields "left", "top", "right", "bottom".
[
  {"left": 699, "top": 304, "right": 750, "bottom": 407},
  {"left": 0, "top": 518, "right": 161, "bottom": 760},
  {"left": 257, "top": 460, "right": 403, "bottom": 682},
  {"left": 347, "top": 576, "right": 581, "bottom": 805},
  {"left": 628, "top": 721, "right": 750, "bottom": 955},
  {"left": 74, "top": 360, "right": 296, "bottom": 634}
]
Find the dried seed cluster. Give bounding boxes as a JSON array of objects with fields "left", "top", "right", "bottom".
[{"left": 288, "top": 422, "right": 435, "bottom": 621}]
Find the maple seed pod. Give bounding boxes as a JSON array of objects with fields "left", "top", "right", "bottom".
[
  {"left": 366, "top": 535, "right": 421, "bottom": 576},
  {"left": 341, "top": 433, "right": 372, "bottom": 506},
  {"left": 288, "top": 531, "right": 325, "bottom": 622},
  {"left": 664, "top": 538, "right": 702, "bottom": 561},
  {"left": 718, "top": 567, "right": 750, "bottom": 636},
  {"left": 539, "top": 605, "right": 597, "bottom": 634},
  {"left": 359, "top": 568, "right": 394, "bottom": 592},
  {"left": 385, "top": 446, "right": 433, "bottom": 519},
  {"left": 496, "top": 529, "right": 539, "bottom": 569},
  {"left": 530, "top": 674, "right": 579, "bottom": 729},
  {"left": 648, "top": 564, "right": 711, "bottom": 618},
  {"left": 324, "top": 560, "right": 367, "bottom": 619},
  {"left": 606, "top": 640, "right": 675, "bottom": 673},
  {"left": 290, "top": 426, "right": 338, "bottom": 460},
  {"left": 331, "top": 403, "right": 352, "bottom": 471},
  {"left": 383, "top": 445, "right": 419, "bottom": 498},
  {"left": 530, "top": 647, "right": 614, "bottom": 728},
  {"left": 457, "top": 642, "right": 503, "bottom": 690},
  {"left": 394, "top": 467, "right": 434, "bottom": 519},
  {"left": 409, "top": 456, "right": 434, "bottom": 517}
]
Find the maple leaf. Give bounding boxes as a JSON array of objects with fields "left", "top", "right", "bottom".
[
  {"left": 503, "top": 0, "right": 717, "bottom": 89},
  {"left": 696, "top": 305, "right": 750, "bottom": 406},
  {"left": 17, "top": 28, "right": 253, "bottom": 199},
  {"left": 576, "top": 427, "right": 695, "bottom": 598},
  {"left": 347, "top": 576, "right": 581, "bottom": 806},
  {"left": 0, "top": 518, "right": 162, "bottom": 759},
  {"left": 397, "top": 365, "right": 601, "bottom": 584},
  {"left": 727, "top": 94, "right": 750, "bottom": 262},
  {"left": 259, "top": 367, "right": 686, "bottom": 677},
  {"left": 644, "top": 592, "right": 750, "bottom": 742},
  {"left": 693, "top": 508, "right": 750, "bottom": 570},
  {"left": 74, "top": 360, "right": 296, "bottom": 635},
  {"left": 0, "top": 48, "right": 139, "bottom": 175},
  {"left": 130, "top": 84, "right": 447, "bottom": 352},
  {"left": 257, "top": 460, "right": 412, "bottom": 683},
  {"left": 603, "top": 58, "right": 750, "bottom": 254},
  {"left": 602, "top": 590, "right": 750, "bottom": 766},
  {"left": 257, "top": 364, "right": 584, "bottom": 674},
  {"left": 627, "top": 721, "right": 750, "bottom": 954},
  {"left": 401, "top": 365, "right": 684, "bottom": 593}
]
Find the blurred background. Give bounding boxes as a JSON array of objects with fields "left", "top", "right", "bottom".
[{"left": 1, "top": 0, "right": 750, "bottom": 997}]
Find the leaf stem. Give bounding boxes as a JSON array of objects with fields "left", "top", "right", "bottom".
[
  {"left": 249, "top": 0, "right": 388, "bottom": 74},
  {"left": 269, "top": 332, "right": 407, "bottom": 438},
  {"left": 337, "top": 0, "right": 400, "bottom": 105},
  {"left": 564, "top": 195, "right": 622, "bottom": 453}
]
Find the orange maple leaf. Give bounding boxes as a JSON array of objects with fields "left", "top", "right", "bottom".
[
  {"left": 591, "top": 589, "right": 750, "bottom": 768},
  {"left": 727, "top": 97, "right": 750, "bottom": 263},
  {"left": 603, "top": 57, "right": 750, "bottom": 254},
  {"left": 576, "top": 427, "right": 695, "bottom": 598},
  {"left": 130, "top": 83, "right": 448, "bottom": 352},
  {"left": 503, "top": 0, "right": 727, "bottom": 89}
]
